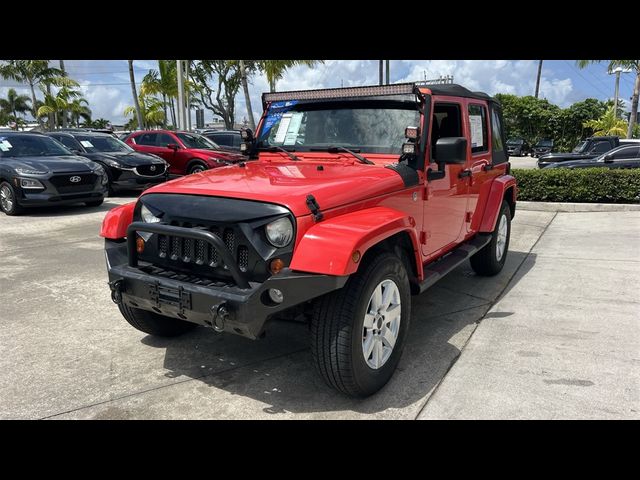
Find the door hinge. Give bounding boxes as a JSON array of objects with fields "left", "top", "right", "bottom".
[{"left": 306, "top": 194, "right": 323, "bottom": 222}]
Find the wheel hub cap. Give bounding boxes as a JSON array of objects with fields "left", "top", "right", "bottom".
[
  {"left": 1, "top": 186, "right": 13, "bottom": 211},
  {"left": 496, "top": 214, "right": 508, "bottom": 261},
  {"left": 362, "top": 279, "right": 401, "bottom": 370}
]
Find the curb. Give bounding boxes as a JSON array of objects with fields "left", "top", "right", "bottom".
[{"left": 517, "top": 201, "right": 640, "bottom": 212}]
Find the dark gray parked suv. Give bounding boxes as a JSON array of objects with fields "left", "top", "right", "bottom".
[
  {"left": 0, "top": 132, "right": 107, "bottom": 215},
  {"left": 201, "top": 130, "right": 242, "bottom": 151}
]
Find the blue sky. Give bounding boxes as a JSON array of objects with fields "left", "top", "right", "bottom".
[{"left": 0, "top": 60, "right": 635, "bottom": 126}]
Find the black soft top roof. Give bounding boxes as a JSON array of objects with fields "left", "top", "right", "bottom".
[{"left": 425, "top": 83, "right": 495, "bottom": 102}]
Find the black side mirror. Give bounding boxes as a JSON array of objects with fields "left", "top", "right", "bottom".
[
  {"left": 167, "top": 143, "right": 179, "bottom": 151},
  {"left": 435, "top": 137, "right": 467, "bottom": 164},
  {"left": 240, "top": 128, "right": 254, "bottom": 156},
  {"left": 604, "top": 153, "right": 614, "bottom": 163}
]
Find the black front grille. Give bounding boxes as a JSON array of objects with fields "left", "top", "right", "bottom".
[
  {"left": 135, "top": 164, "right": 166, "bottom": 176},
  {"left": 50, "top": 173, "right": 97, "bottom": 193},
  {"left": 148, "top": 224, "right": 248, "bottom": 281}
]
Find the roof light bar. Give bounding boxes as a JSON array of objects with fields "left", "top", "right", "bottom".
[{"left": 263, "top": 83, "right": 418, "bottom": 104}]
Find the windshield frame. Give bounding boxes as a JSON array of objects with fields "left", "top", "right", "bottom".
[
  {"left": 0, "top": 134, "right": 74, "bottom": 158},
  {"left": 75, "top": 134, "right": 134, "bottom": 153},
  {"left": 572, "top": 141, "right": 588, "bottom": 153},
  {"left": 175, "top": 132, "right": 220, "bottom": 150},
  {"left": 256, "top": 97, "right": 421, "bottom": 155}
]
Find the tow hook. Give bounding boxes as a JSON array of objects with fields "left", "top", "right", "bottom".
[
  {"left": 210, "top": 303, "right": 229, "bottom": 332},
  {"left": 109, "top": 279, "right": 124, "bottom": 304}
]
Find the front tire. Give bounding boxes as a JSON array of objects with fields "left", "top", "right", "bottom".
[
  {"left": 118, "top": 303, "right": 197, "bottom": 337},
  {"left": 0, "top": 181, "right": 24, "bottom": 216},
  {"left": 188, "top": 162, "right": 207, "bottom": 175},
  {"left": 310, "top": 252, "right": 411, "bottom": 397},
  {"left": 470, "top": 200, "right": 511, "bottom": 276}
]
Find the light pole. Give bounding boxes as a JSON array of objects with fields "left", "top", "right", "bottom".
[
  {"left": 534, "top": 60, "right": 543, "bottom": 98},
  {"left": 176, "top": 60, "right": 185, "bottom": 130},
  {"left": 612, "top": 66, "right": 623, "bottom": 119}
]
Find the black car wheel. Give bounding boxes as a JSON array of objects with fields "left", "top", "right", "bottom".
[
  {"left": 0, "top": 181, "right": 24, "bottom": 216},
  {"left": 188, "top": 162, "right": 207, "bottom": 175}
]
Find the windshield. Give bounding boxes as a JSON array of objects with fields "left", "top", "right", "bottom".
[
  {"left": 572, "top": 141, "right": 587, "bottom": 153},
  {"left": 536, "top": 140, "right": 553, "bottom": 147},
  {"left": 0, "top": 134, "right": 72, "bottom": 158},
  {"left": 175, "top": 132, "right": 219, "bottom": 149},
  {"left": 257, "top": 100, "right": 420, "bottom": 154},
  {"left": 76, "top": 135, "right": 133, "bottom": 153},
  {"left": 507, "top": 139, "right": 523, "bottom": 145}
]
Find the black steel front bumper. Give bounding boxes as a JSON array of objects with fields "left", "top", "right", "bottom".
[{"left": 105, "top": 234, "right": 348, "bottom": 339}]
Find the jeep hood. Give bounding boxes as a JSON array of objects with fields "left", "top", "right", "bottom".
[{"left": 142, "top": 160, "right": 406, "bottom": 217}]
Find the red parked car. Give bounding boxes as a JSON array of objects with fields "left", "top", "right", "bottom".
[{"left": 124, "top": 130, "right": 244, "bottom": 175}]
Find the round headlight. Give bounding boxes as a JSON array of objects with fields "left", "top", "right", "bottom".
[
  {"left": 265, "top": 217, "right": 293, "bottom": 248},
  {"left": 141, "top": 204, "right": 161, "bottom": 223}
]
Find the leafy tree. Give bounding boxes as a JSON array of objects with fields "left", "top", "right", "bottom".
[
  {"left": 68, "top": 98, "right": 91, "bottom": 127},
  {"left": 0, "top": 89, "right": 31, "bottom": 121},
  {"left": 583, "top": 106, "right": 628, "bottom": 136},
  {"left": 0, "top": 60, "right": 66, "bottom": 126},
  {"left": 124, "top": 96, "right": 165, "bottom": 129},
  {"left": 89, "top": 118, "right": 111, "bottom": 129},
  {"left": 190, "top": 60, "right": 242, "bottom": 130},
  {"left": 577, "top": 60, "right": 640, "bottom": 138}
]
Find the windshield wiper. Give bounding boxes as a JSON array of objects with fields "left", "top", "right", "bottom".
[
  {"left": 260, "top": 146, "right": 301, "bottom": 161},
  {"left": 311, "top": 146, "right": 374, "bottom": 165}
]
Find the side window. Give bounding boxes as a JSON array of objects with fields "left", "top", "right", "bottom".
[
  {"left": 468, "top": 104, "right": 489, "bottom": 154},
  {"left": 592, "top": 141, "right": 612, "bottom": 153},
  {"left": 136, "top": 133, "right": 158, "bottom": 146},
  {"left": 612, "top": 146, "right": 640, "bottom": 160},
  {"left": 57, "top": 136, "right": 81, "bottom": 150},
  {"left": 232, "top": 134, "right": 242, "bottom": 148},
  {"left": 157, "top": 133, "right": 175, "bottom": 147},
  {"left": 490, "top": 108, "right": 504, "bottom": 153},
  {"left": 431, "top": 103, "right": 462, "bottom": 161}
]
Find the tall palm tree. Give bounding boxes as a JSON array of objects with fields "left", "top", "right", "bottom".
[
  {"left": 37, "top": 76, "right": 80, "bottom": 130},
  {"left": 68, "top": 98, "right": 91, "bottom": 127},
  {"left": 583, "top": 105, "right": 628, "bottom": 136},
  {"left": 124, "top": 96, "right": 165, "bottom": 129},
  {"left": 0, "top": 60, "right": 64, "bottom": 125},
  {"left": 59, "top": 60, "right": 68, "bottom": 128},
  {"left": 128, "top": 60, "right": 144, "bottom": 131},
  {"left": 258, "top": 60, "right": 323, "bottom": 92},
  {"left": 141, "top": 60, "right": 178, "bottom": 128},
  {"left": 0, "top": 88, "right": 31, "bottom": 120},
  {"left": 577, "top": 60, "right": 640, "bottom": 138}
]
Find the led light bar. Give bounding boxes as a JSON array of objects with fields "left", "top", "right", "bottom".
[{"left": 263, "top": 83, "right": 418, "bottom": 105}]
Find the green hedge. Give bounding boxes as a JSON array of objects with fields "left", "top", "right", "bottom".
[{"left": 512, "top": 168, "right": 640, "bottom": 203}]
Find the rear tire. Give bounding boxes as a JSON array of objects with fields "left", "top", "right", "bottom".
[
  {"left": 118, "top": 303, "right": 197, "bottom": 337},
  {"left": 470, "top": 200, "right": 511, "bottom": 276},
  {"left": 0, "top": 181, "right": 24, "bottom": 216},
  {"left": 310, "top": 252, "right": 411, "bottom": 397}
]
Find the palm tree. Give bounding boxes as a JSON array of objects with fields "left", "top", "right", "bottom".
[
  {"left": 68, "top": 98, "right": 91, "bottom": 127},
  {"left": 0, "top": 60, "right": 65, "bottom": 125},
  {"left": 128, "top": 60, "right": 144, "bottom": 132},
  {"left": 37, "top": 77, "right": 80, "bottom": 130},
  {"left": 583, "top": 106, "right": 628, "bottom": 136},
  {"left": 258, "top": 60, "right": 323, "bottom": 92},
  {"left": 124, "top": 96, "right": 165, "bottom": 129},
  {"left": 577, "top": 60, "right": 640, "bottom": 138},
  {"left": 141, "top": 60, "right": 178, "bottom": 128},
  {"left": 0, "top": 88, "right": 31, "bottom": 120}
]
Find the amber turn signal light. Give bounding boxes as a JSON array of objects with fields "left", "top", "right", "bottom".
[
  {"left": 136, "top": 236, "right": 145, "bottom": 254},
  {"left": 270, "top": 258, "right": 285, "bottom": 274},
  {"left": 352, "top": 250, "right": 361, "bottom": 263}
]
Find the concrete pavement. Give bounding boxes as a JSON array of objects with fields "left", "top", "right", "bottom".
[
  {"left": 0, "top": 195, "right": 637, "bottom": 419},
  {"left": 418, "top": 211, "right": 640, "bottom": 419}
]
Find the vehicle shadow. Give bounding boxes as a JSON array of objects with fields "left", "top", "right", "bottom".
[
  {"left": 146, "top": 251, "right": 536, "bottom": 417},
  {"left": 11, "top": 191, "right": 140, "bottom": 218}
]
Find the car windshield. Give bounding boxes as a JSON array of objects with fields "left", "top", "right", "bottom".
[
  {"left": 257, "top": 99, "right": 420, "bottom": 154},
  {"left": 572, "top": 141, "right": 588, "bottom": 153},
  {"left": 76, "top": 135, "right": 133, "bottom": 153},
  {"left": 507, "top": 139, "right": 523, "bottom": 145},
  {"left": 536, "top": 140, "right": 553, "bottom": 147},
  {"left": 0, "top": 134, "right": 72, "bottom": 158},
  {"left": 175, "top": 132, "right": 219, "bottom": 149}
]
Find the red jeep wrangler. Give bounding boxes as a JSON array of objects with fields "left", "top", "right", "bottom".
[{"left": 101, "top": 83, "right": 516, "bottom": 397}]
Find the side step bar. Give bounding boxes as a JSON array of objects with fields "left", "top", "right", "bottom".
[{"left": 418, "top": 234, "right": 492, "bottom": 294}]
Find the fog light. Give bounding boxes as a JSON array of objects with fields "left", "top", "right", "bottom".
[
  {"left": 268, "top": 288, "right": 284, "bottom": 304},
  {"left": 270, "top": 258, "right": 285, "bottom": 274},
  {"left": 136, "top": 236, "right": 145, "bottom": 253}
]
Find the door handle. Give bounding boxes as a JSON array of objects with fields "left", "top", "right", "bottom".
[{"left": 458, "top": 169, "right": 472, "bottom": 178}]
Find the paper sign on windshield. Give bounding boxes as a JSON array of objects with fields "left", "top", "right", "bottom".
[
  {"left": 274, "top": 113, "right": 293, "bottom": 144},
  {"left": 80, "top": 140, "right": 94, "bottom": 148},
  {"left": 0, "top": 140, "right": 13, "bottom": 151},
  {"left": 469, "top": 115, "right": 484, "bottom": 148},
  {"left": 283, "top": 112, "right": 303, "bottom": 145}
]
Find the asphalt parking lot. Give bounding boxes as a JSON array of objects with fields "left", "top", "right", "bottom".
[{"left": 1, "top": 195, "right": 638, "bottom": 419}]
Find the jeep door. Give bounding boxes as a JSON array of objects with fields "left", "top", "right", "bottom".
[{"left": 422, "top": 99, "right": 468, "bottom": 258}]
